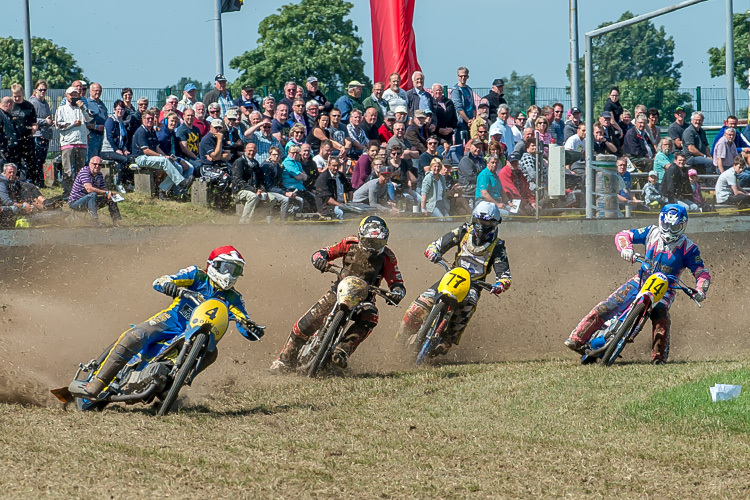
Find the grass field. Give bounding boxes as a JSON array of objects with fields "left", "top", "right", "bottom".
[{"left": 1, "top": 359, "right": 748, "bottom": 499}]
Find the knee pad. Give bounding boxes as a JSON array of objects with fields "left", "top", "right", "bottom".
[
  {"left": 291, "top": 321, "right": 310, "bottom": 341},
  {"left": 355, "top": 303, "right": 379, "bottom": 330}
]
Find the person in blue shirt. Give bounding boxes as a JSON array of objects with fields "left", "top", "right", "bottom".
[{"left": 475, "top": 154, "right": 511, "bottom": 215}]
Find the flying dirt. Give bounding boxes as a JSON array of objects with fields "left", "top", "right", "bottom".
[{"left": 1, "top": 221, "right": 747, "bottom": 407}]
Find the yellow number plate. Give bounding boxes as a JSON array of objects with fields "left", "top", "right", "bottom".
[
  {"left": 437, "top": 267, "right": 472, "bottom": 302},
  {"left": 639, "top": 272, "right": 669, "bottom": 303}
]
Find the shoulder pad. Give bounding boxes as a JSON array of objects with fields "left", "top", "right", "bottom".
[
  {"left": 383, "top": 246, "right": 397, "bottom": 260},
  {"left": 343, "top": 235, "right": 359, "bottom": 244}
]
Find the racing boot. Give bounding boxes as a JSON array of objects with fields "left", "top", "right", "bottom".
[
  {"left": 79, "top": 332, "right": 142, "bottom": 398},
  {"left": 331, "top": 347, "right": 349, "bottom": 369},
  {"left": 396, "top": 295, "right": 433, "bottom": 345},
  {"left": 566, "top": 309, "right": 605, "bottom": 353},
  {"left": 269, "top": 332, "right": 306, "bottom": 374},
  {"left": 564, "top": 335, "right": 585, "bottom": 355},
  {"left": 650, "top": 308, "right": 671, "bottom": 364}
]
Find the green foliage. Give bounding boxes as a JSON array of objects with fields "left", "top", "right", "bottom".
[
  {"left": 708, "top": 12, "right": 750, "bottom": 89},
  {"left": 229, "top": 0, "right": 369, "bottom": 94},
  {"left": 0, "top": 37, "right": 85, "bottom": 89},
  {"left": 166, "top": 77, "right": 212, "bottom": 99},
  {"left": 499, "top": 71, "right": 536, "bottom": 114},
  {"left": 597, "top": 77, "right": 693, "bottom": 126}
]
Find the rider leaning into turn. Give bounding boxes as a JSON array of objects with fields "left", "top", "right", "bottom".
[
  {"left": 565, "top": 204, "right": 710, "bottom": 364},
  {"left": 270, "top": 216, "right": 406, "bottom": 372},
  {"left": 75, "top": 246, "right": 261, "bottom": 399},
  {"left": 397, "top": 201, "right": 512, "bottom": 355}
]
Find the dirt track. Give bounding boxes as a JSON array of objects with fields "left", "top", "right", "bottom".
[{"left": 1, "top": 222, "right": 748, "bottom": 406}]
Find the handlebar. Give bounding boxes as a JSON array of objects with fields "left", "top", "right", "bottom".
[
  {"left": 633, "top": 254, "right": 702, "bottom": 307},
  {"left": 325, "top": 264, "right": 399, "bottom": 306},
  {"left": 177, "top": 288, "right": 269, "bottom": 332}
]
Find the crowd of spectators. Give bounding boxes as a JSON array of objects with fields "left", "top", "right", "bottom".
[{"left": 2, "top": 75, "right": 750, "bottom": 226}]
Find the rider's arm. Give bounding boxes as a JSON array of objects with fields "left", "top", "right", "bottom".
[
  {"left": 311, "top": 236, "right": 357, "bottom": 265},
  {"left": 490, "top": 240, "right": 512, "bottom": 283},
  {"left": 225, "top": 291, "right": 262, "bottom": 341},
  {"left": 614, "top": 226, "right": 653, "bottom": 252},
  {"left": 431, "top": 224, "right": 467, "bottom": 256},
  {"left": 152, "top": 266, "right": 198, "bottom": 293},
  {"left": 380, "top": 247, "right": 406, "bottom": 295},
  {"left": 683, "top": 244, "right": 711, "bottom": 295}
]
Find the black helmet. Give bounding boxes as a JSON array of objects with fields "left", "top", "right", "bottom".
[{"left": 358, "top": 216, "right": 389, "bottom": 254}]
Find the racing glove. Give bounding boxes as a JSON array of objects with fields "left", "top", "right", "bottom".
[
  {"left": 621, "top": 248, "right": 635, "bottom": 263},
  {"left": 162, "top": 281, "right": 179, "bottom": 298},
  {"left": 243, "top": 321, "right": 266, "bottom": 340},
  {"left": 424, "top": 244, "right": 441, "bottom": 263},
  {"left": 313, "top": 257, "right": 329, "bottom": 272},
  {"left": 387, "top": 286, "right": 406, "bottom": 305},
  {"left": 694, "top": 291, "right": 706, "bottom": 303},
  {"left": 491, "top": 278, "right": 512, "bottom": 295}
]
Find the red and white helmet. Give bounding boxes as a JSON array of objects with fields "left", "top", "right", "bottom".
[{"left": 206, "top": 246, "right": 245, "bottom": 290}]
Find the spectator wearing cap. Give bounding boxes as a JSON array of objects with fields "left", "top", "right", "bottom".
[
  {"left": 362, "top": 82, "right": 387, "bottom": 128},
  {"left": 202, "top": 74, "right": 233, "bottom": 117},
  {"left": 713, "top": 126, "right": 738, "bottom": 174},
  {"left": 430, "top": 83, "right": 457, "bottom": 147},
  {"left": 603, "top": 86, "right": 624, "bottom": 135},
  {"left": 405, "top": 71, "right": 435, "bottom": 118},
  {"left": 199, "top": 118, "right": 232, "bottom": 168},
  {"left": 475, "top": 154, "right": 510, "bottom": 215},
  {"left": 451, "top": 67, "right": 476, "bottom": 144},
  {"left": 489, "top": 104, "right": 514, "bottom": 155},
  {"left": 682, "top": 111, "right": 713, "bottom": 174},
  {"left": 234, "top": 85, "right": 260, "bottom": 113},
  {"left": 178, "top": 83, "right": 199, "bottom": 112},
  {"left": 405, "top": 110, "right": 429, "bottom": 155},
  {"left": 511, "top": 112, "right": 526, "bottom": 144},
  {"left": 667, "top": 107, "right": 687, "bottom": 150},
  {"left": 352, "top": 161, "right": 398, "bottom": 213},
  {"left": 483, "top": 79, "right": 507, "bottom": 123},
  {"left": 642, "top": 170, "right": 665, "bottom": 208},
  {"left": 334, "top": 81, "right": 365, "bottom": 124},
  {"left": 470, "top": 100, "right": 490, "bottom": 140},
  {"left": 54, "top": 85, "right": 93, "bottom": 197},
  {"left": 598, "top": 111, "right": 620, "bottom": 151},
  {"left": 278, "top": 81, "right": 297, "bottom": 111},
  {"left": 393, "top": 105, "right": 408, "bottom": 124},
  {"left": 563, "top": 107, "right": 582, "bottom": 143},
  {"left": 222, "top": 108, "right": 244, "bottom": 162},
  {"left": 382, "top": 72, "right": 408, "bottom": 112},
  {"left": 314, "top": 155, "right": 351, "bottom": 220},
  {"left": 303, "top": 77, "right": 332, "bottom": 113},
  {"left": 457, "top": 138, "right": 487, "bottom": 206},
  {"left": 499, "top": 152, "right": 536, "bottom": 214},
  {"left": 623, "top": 113, "right": 655, "bottom": 171},
  {"left": 643, "top": 108, "right": 661, "bottom": 148},
  {"left": 420, "top": 157, "right": 449, "bottom": 218},
  {"left": 251, "top": 118, "right": 281, "bottom": 163},
  {"left": 378, "top": 111, "right": 397, "bottom": 143}
]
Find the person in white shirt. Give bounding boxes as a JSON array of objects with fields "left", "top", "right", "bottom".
[
  {"left": 382, "top": 72, "right": 408, "bottom": 112},
  {"left": 715, "top": 156, "right": 750, "bottom": 206},
  {"left": 313, "top": 140, "right": 333, "bottom": 172},
  {"left": 55, "top": 86, "right": 93, "bottom": 197}
]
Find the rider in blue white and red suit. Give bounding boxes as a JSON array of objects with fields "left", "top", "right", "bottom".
[
  {"left": 81, "top": 246, "right": 261, "bottom": 398},
  {"left": 565, "top": 204, "right": 710, "bottom": 364}
]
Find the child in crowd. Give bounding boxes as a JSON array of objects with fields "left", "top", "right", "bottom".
[
  {"left": 688, "top": 168, "right": 712, "bottom": 212},
  {"left": 642, "top": 170, "right": 665, "bottom": 209}
]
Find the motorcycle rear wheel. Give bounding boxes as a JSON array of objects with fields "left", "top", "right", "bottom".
[
  {"left": 307, "top": 310, "right": 345, "bottom": 378},
  {"left": 602, "top": 302, "right": 646, "bottom": 367},
  {"left": 158, "top": 333, "right": 208, "bottom": 416},
  {"left": 416, "top": 301, "right": 446, "bottom": 365}
]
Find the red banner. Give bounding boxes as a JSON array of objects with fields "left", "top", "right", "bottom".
[{"left": 370, "top": 0, "right": 421, "bottom": 90}]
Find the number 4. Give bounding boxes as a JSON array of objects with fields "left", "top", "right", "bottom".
[{"left": 204, "top": 307, "right": 219, "bottom": 320}]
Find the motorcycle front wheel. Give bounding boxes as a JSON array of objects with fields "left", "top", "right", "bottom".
[
  {"left": 158, "top": 333, "right": 208, "bottom": 416},
  {"left": 602, "top": 302, "right": 647, "bottom": 367},
  {"left": 307, "top": 310, "right": 345, "bottom": 378},
  {"left": 416, "top": 301, "right": 446, "bottom": 365}
]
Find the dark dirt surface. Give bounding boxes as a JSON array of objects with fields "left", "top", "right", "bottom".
[{"left": 1, "top": 222, "right": 747, "bottom": 406}]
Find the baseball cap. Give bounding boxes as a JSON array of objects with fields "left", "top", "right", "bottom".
[
  {"left": 379, "top": 165, "right": 394, "bottom": 175},
  {"left": 241, "top": 100, "right": 256, "bottom": 108},
  {"left": 470, "top": 138, "right": 485, "bottom": 147},
  {"left": 570, "top": 107, "right": 581, "bottom": 114},
  {"left": 241, "top": 84, "right": 254, "bottom": 92},
  {"left": 385, "top": 111, "right": 396, "bottom": 120},
  {"left": 478, "top": 100, "right": 489, "bottom": 108},
  {"left": 648, "top": 170, "right": 658, "bottom": 177},
  {"left": 414, "top": 109, "right": 426, "bottom": 118},
  {"left": 600, "top": 111, "right": 612, "bottom": 118},
  {"left": 675, "top": 106, "right": 685, "bottom": 114},
  {"left": 688, "top": 168, "right": 698, "bottom": 177},
  {"left": 184, "top": 83, "right": 197, "bottom": 92},
  {"left": 215, "top": 74, "right": 227, "bottom": 82},
  {"left": 210, "top": 118, "right": 223, "bottom": 127},
  {"left": 348, "top": 80, "right": 364, "bottom": 87},
  {"left": 394, "top": 105, "right": 408, "bottom": 114},
  {"left": 225, "top": 109, "right": 239, "bottom": 119},
  {"left": 307, "top": 76, "right": 318, "bottom": 83},
  {"left": 493, "top": 78, "right": 505, "bottom": 86},
  {"left": 65, "top": 86, "right": 78, "bottom": 95},
  {"left": 508, "top": 152, "right": 521, "bottom": 162}
]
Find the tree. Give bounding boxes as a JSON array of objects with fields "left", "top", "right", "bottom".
[
  {"left": 608, "top": 76, "right": 692, "bottom": 126},
  {"left": 229, "top": 0, "right": 369, "bottom": 94},
  {"left": 708, "top": 12, "right": 750, "bottom": 89},
  {"left": 499, "top": 71, "right": 536, "bottom": 113},
  {"left": 0, "top": 37, "right": 85, "bottom": 89}
]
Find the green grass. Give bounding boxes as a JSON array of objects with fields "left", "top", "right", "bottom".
[{"left": 2, "top": 359, "right": 749, "bottom": 498}]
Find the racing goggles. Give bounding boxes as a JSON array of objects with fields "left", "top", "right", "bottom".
[
  {"left": 214, "top": 260, "right": 244, "bottom": 278},
  {"left": 659, "top": 218, "right": 684, "bottom": 236},
  {"left": 360, "top": 237, "right": 387, "bottom": 252}
]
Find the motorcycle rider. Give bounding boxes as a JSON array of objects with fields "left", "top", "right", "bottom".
[
  {"left": 397, "top": 201, "right": 512, "bottom": 355},
  {"left": 71, "top": 246, "right": 262, "bottom": 399},
  {"left": 270, "top": 216, "right": 406, "bottom": 372},
  {"left": 564, "top": 204, "right": 710, "bottom": 364}
]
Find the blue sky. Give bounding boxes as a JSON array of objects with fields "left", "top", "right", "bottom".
[{"left": 0, "top": 0, "right": 744, "bottom": 90}]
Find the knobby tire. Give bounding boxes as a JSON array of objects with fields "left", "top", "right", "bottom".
[
  {"left": 158, "top": 332, "right": 207, "bottom": 416},
  {"left": 416, "top": 301, "right": 446, "bottom": 365},
  {"left": 307, "top": 310, "right": 345, "bottom": 378},
  {"left": 602, "top": 302, "right": 646, "bottom": 367}
]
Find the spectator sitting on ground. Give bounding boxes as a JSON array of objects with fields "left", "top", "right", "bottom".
[
  {"left": 261, "top": 95, "right": 276, "bottom": 121},
  {"left": 406, "top": 71, "right": 435, "bottom": 118},
  {"left": 177, "top": 83, "right": 198, "bottom": 112},
  {"left": 192, "top": 102, "right": 210, "bottom": 138},
  {"left": 313, "top": 139, "right": 335, "bottom": 173},
  {"left": 623, "top": 113, "right": 655, "bottom": 171},
  {"left": 202, "top": 74, "right": 233, "bottom": 116},
  {"left": 101, "top": 99, "right": 135, "bottom": 192},
  {"left": 653, "top": 137, "right": 674, "bottom": 182},
  {"left": 285, "top": 123, "right": 308, "bottom": 154},
  {"left": 642, "top": 170, "right": 665, "bottom": 209},
  {"left": 351, "top": 141, "right": 380, "bottom": 189},
  {"left": 382, "top": 72, "right": 408, "bottom": 112},
  {"left": 303, "top": 76, "right": 332, "bottom": 113},
  {"left": 471, "top": 100, "right": 490, "bottom": 139},
  {"left": 271, "top": 103, "right": 291, "bottom": 147},
  {"left": 420, "top": 157, "right": 449, "bottom": 218},
  {"left": 713, "top": 127, "right": 738, "bottom": 174},
  {"left": 378, "top": 111, "right": 397, "bottom": 143},
  {"left": 232, "top": 142, "right": 265, "bottom": 224},
  {"left": 475, "top": 154, "right": 510, "bottom": 215},
  {"left": 0, "top": 162, "right": 54, "bottom": 215},
  {"left": 252, "top": 118, "right": 282, "bottom": 163},
  {"left": 715, "top": 155, "right": 750, "bottom": 207},
  {"left": 660, "top": 152, "right": 696, "bottom": 210},
  {"left": 334, "top": 81, "right": 365, "bottom": 124},
  {"left": 362, "top": 82, "right": 387, "bottom": 128},
  {"left": 687, "top": 168, "right": 711, "bottom": 212},
  {"left": 234, "top": 84, "right": 261, "bottom": 113},
  {"left": 199, "top": 118, "right": 232, "bottom": 169},
  {"left": 563, "top": 107, "right": 581, "bottom": 143},
  {"left": 315, "top": 155, "right": 351, "bottom": 220},
  {"left": 361, "top": 107, "right": 380, "bottom": 141},
  {"left": 712, "top": 115, "right": 750, "bottom": 155},
  {"left": 67, "top": 156, "right": 122, "bottom": 225},
  {"left": 499, "top": 152, "right": 536, "bottom": 215},
  {"left": 458, "top": 138, "right": 487, "bottom": 208},
  {"left": 431, "top": 83, "right": 456, "bottom": 147},
  {"left": 346, "top": 109, "right": 369, "bottom": 159},
  {"left": 278, "top": 81, "right": 297, "bottom": 111},
  {"left": 615, "top": 156, "right": 643, "bottom": 210},
  {"left": 682, "top": 111, "right": 713, "bottom": 173},
  {"left": 261, "top": 146, "right": 303, "bottom": 220},
  {"left": 352, "top": 162, "right": 397, "bottom": 213}
]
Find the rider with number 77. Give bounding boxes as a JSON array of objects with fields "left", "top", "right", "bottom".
[{"left": 565, "top": 204, "right": 711, "bottom": 364}]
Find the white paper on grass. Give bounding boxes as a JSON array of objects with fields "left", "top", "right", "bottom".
[{"left": 709, "top": 384, "right": 742, "bottom": 402}]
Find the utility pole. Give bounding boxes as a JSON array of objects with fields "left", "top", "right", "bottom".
[
  {"left": 726, "top": 0, "right": 735, "bottom": 115},
  {"left": 22, "top": 0, "right": 33, "bottom": 97},
  {"left": 569, "top": 0, "right": 580, "bottom": 109},
  {"left": 214, "top": 0, "right": 224, "bottom": 76}
]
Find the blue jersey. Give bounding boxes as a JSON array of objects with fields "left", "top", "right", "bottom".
[{"left": 151, "top": 265, "right": 255, "bottom": 341}]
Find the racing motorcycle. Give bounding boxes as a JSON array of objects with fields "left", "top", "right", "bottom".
[
  {"left": 580, "top": 254, "right": 701, "bottom": 366},
  {"left": 51, "top": 289, "right": 265, "bottom": 415},
  {"left": 297, "top": 265, "right": 398, "bottom": 378},
  {"left": 409, "top": 260, "right": 497, "bottom": 365}
]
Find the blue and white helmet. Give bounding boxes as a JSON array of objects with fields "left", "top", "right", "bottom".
[
  {"left": 471, "top": 201, "right": 502, "bottom": 243},
  {"left": 658, "top": 204, "right": 688, "bottom": 243}
]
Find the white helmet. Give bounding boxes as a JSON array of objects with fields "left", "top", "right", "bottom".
[
  {"left": 206, "top": 246, "right": 245, "bottom": 290},
  {"left": 471, "top": 201, "right": 502, "bottom": 243}
]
